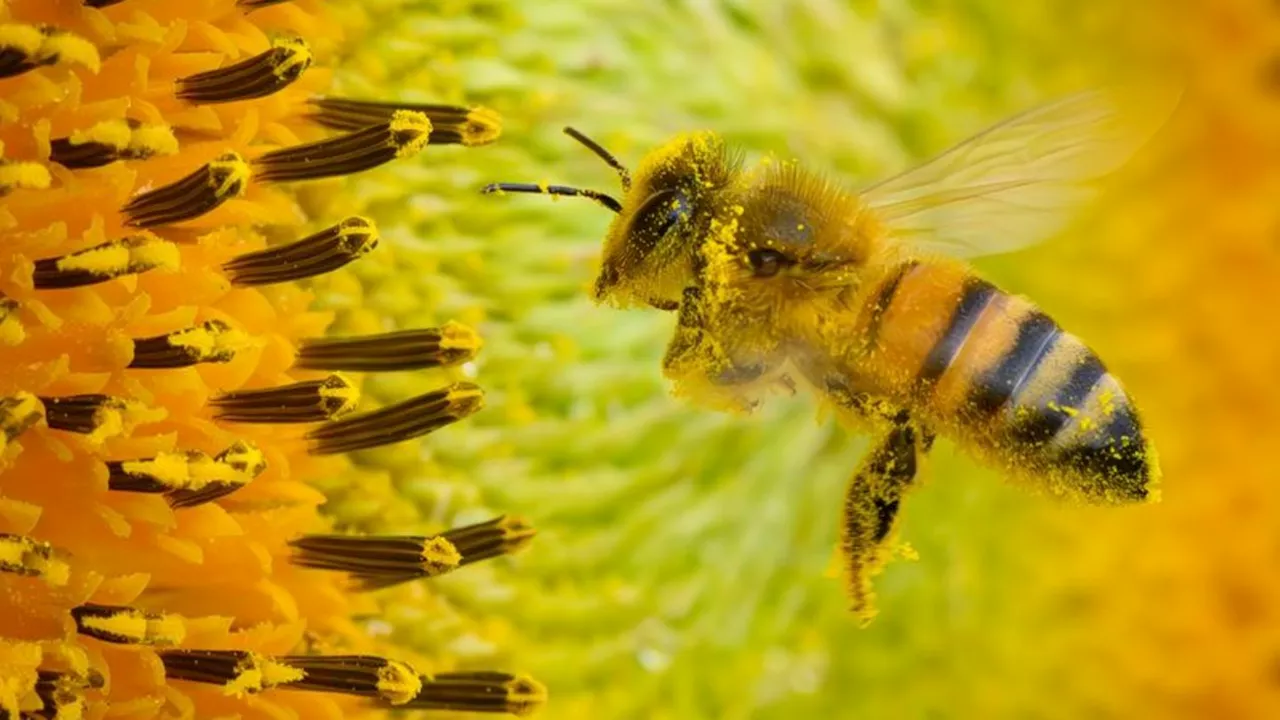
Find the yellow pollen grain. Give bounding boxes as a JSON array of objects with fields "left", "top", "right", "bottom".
[
  {"left": 81, "top": 611, "right": 147, "bottom": 643},
  {"left": 2, "top": 392, "right": 44, "bottom": 440},
  {"left": 56, "top": 245, "right": 131, "bottom": 278},
  {"left": 122, "top": 452, "right": 191, "bottom": 489},
  {"left": 1097, "top": 388, "right": 1118, "bottom": 417},
  {"left": 0, "top": 162, "right": 52, "bottom": 192},
  {"left": 319, "top": 374, "right": 360, "bottom": 415},
  {"left": 188, "top": 454, "right": 245, "bottom": 490},
  {"left": 500, "top": 517, "right": 537, "bottom": 553},
  {"left": 147, "top": 615, "right": 186, "bottom": 646},
  {"left": 220, "top": 442, "right": 266, "bottom": 476},
  {"left": 0, "top": 538, "right": 26, "bottom": 568},
  {"left": 128, "top": 125, "right": 179, "bottom": 158},
  {"left": 440, "top": 321, "right": 482, "bottom": 351},
  {"left": 208, "top": 153, "right": 251, "bottom": 198},
  {"left": 223, "top": 654, "right": 302, "bottom": 697},
  {"left": 223, "top": 669, "right": 263, "bottom": 697},
  {"left": 68, "top": 120, "right": 131, "bottom": 150},
  {"left": 41, "top": 556, "right": 70, "bottom": 587},
  {"left": 128, "top": 237, "right": 181, "bottom": 274},
  {"left": 88, "top": 401, "right": 165, "bottom": 445},
  {"left": 270, "top": 36, "right": 312, "bottom": 79},
  {"left": 87, "top": 407, "right": 125, "bottom": 445},
  {"left": 447, "top": 383, "right": 485, "bottom": 407},
  {"left": 338, "top": 216, "right": 379, "bottom": 253},
  {"left": 40, "top": 32, "right": 100, "bottom": 74},
  {"left": 389, "top": 110, "right": 432, "bottom": 158},
  {"left": 258, "top": 658, "right": 305, "bottom": 687},
  {"left": 0, "top": 25, "right": 43, "bottom": 55},
  {"left": 0, "top": 309, "right": 23, "bottom": 347},
  {"left": 420, "top": 536, "right": 462, "bottom": 574},
  {"left": 508, "top": 674, "right": 550, "bottom": 716},
  {"left": 377, "top": 661, "right": 422, "bottom": 705},
  {"left": 168, "top": 323, "right": 251, "bottom": 360},
  {"left": 462, "top": 107, "right": 503, "bottom": 146}
]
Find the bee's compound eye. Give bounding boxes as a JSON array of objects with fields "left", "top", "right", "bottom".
[
  {"left": 747, "top": 248, "right": 789, "bottom": 278},
  {"left": 628, "top": 189, "right": 689, "bottom": 252}
]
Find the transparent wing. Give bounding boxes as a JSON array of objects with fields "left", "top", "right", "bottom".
[{"left": 862, "top": 88, "right": 1174, "bottom": 258}]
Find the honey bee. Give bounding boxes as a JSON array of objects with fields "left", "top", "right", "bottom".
[{"left": 483, "top": 91, "right": 1166, "bottom": 620}]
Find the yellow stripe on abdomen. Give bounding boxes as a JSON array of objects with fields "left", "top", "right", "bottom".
[
  {"left": 854, "top": 260, "right": 1156, "bottom": 503},
  {"left": 861, "top": 261, "right": 974, "bottom": 397},
  {"left": 953, "top": 295, "right": 1155, "bottom": 502}
]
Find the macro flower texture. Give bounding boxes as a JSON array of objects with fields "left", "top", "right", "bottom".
[
  {"left": 328, "top": 1, "right": 1280, "bottom": 720},
  {"left": 0, "top": 0, "right": 545, "bottom": 718},
  {"left": 5, "top": 1, "right": 1280, "bottom": 720}
]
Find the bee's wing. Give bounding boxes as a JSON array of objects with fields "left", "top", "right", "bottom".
[{"left": 861, "top": 89, "right": 1173, "bottom": 259}]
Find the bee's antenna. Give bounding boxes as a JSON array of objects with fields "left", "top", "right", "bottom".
[
  {"left": 481, "top": 182, "right": 622, "bottom": 214},
  {"left": 563, "top": 127, "right": 631, "bottom": 191}
]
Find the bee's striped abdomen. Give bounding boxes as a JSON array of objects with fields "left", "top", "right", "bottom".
[
  {"left": 857, "top": 261, "right": 1157, "bottom": 503},
  {"left": 957, "top": 296, "right": 1154, "bottom": 502}
]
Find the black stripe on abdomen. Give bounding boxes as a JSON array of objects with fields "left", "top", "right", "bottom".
[
  {"left": 1007, "top": 353, "right": 1108, "bottom": 444},
  {"left": 862, "top": 261, "right": 919, "bottom": 353},
  {"left": 968, "top": 311, "right": 1060, "bottom": 416},
  {"left": 1057, "top": 400, "right": 1151, "bottom": 501},
  {"left": 916, "top": 278, "right": 996, "bottom": 390}
]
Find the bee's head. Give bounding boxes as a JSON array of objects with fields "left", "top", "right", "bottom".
[
  {"left": 701, "top": 160, "right": 873, "bottom": 312},
  {"left": 483, "top": 128, "right": 742, "bottom": 311}
]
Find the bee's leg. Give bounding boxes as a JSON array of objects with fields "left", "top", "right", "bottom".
[
  {"left": 840, "top": 414, "right": 933, "bottom": 623},
  {"left": 662, "top": 286, "right": 777, "bottom": 411}
]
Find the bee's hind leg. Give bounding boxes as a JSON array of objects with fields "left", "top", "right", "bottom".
[{"left": 840, "top": 412, "right": 934, "bottom": 624}]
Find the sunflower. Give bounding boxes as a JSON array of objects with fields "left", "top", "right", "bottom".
[
  {"left": 0, "top": 1, "right": 543, "bottom": 717},
  {"left": 334, "top": 1, "right": 1280, "bottom": 719}
]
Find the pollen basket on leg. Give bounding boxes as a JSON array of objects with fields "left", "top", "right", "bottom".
[
  {"left": 223, "top": 216, "right": 379, "bottom": 286},
  {"left": 252, "top": 110, "right": 432, "bottom": 183}
]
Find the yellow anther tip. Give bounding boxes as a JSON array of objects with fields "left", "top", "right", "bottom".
[
  {"left": 43, "top": 33, "right": 101, "bottom": 73},
  {"left": 0, "top": 162, "right": 52, "bottom": 192},
  {"left": 389, "top": 110, "right": 433, "bottom": 158}
]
